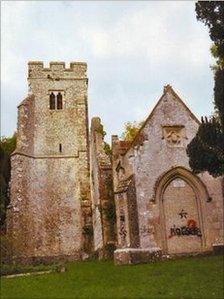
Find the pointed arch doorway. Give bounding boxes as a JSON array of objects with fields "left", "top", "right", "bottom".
[{"left": 155, "top": 167, "right": 209, "bottom": 254}]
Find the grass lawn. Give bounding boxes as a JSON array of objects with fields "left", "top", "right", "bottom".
[{"left": 1, "top": 255, "right": 223, "bottom": 299}]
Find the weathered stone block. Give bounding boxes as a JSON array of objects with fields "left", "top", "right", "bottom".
[{"left": 114, "top": 248, "right": 162, "bottom": 265}]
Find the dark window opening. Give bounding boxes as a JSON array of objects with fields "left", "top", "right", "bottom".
[
  {"left": 59, "top": 143, "right": 62, "bottom": 153},
  {"left": 57, "top": 92, "right": 63, "bottom": 110},
  {"left": 50, "top": 93, "right": 55, "bottom": 110},
  {"left": 120, "top": 215, "right": 125, "bottom": 222}
]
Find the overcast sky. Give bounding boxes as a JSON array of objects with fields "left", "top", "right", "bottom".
[{"left": 1, "top": 1, "right": 214, "bottom": 142}]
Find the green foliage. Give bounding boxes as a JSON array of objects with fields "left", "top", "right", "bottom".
[
  {"left": 1, "top": 256, "right": 223, "bottom": 298},
  {"left": 102, "top": 202, "right": 116, "bottom": 225},
  {"left": 102, "top": 173, "right": 116, "bottom": 224},
  {"left": 121, "top": 121, "right": 143, "bottom": 141},
  {"left": 187, "top": 2, "right": 224, "bottom": 177},
  {"left": 187, "top": 119, "right": 224, "bottom": 177},
  {"left": 0, "top": 134, "right": 16, "bottom": 227},
  {"left": 95, "top": 125, "right": 106, "bottom": 138},
  {"left": 196, "top": 1, "right": 224, "bottom": 58},
  {"left": 0, "top": 193, "right": 8, "bottom": 228},
  {"left": 210, "top": 45, "right": 224, "bottom": 70},
  {"left": 0, "top": 135, "right": 16, "bottom": 156},
  {"left": 103, "top": 142, "right": 112, "bottom": 157},
  {"left": 195, "top": 1, "right": 224, "bottom": 130},
  {"left": 0, "top": 235, "right": 13, "bottom": 264},
  {"left": 214, "top": 68, "right": 224, "bottom": 132}
]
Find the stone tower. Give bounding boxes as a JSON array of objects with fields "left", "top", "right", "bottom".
[{"left": 8, "top": 61, "right": 92, "bottom": 262}]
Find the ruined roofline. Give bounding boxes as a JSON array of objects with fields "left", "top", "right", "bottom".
[
  {"left": 112, "top": 140, "right": 132, "bottom": 156},
  {"left": 123, "top": 84, "right": 201, "bottom": 155}
]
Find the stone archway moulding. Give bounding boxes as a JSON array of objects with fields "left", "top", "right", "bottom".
[
  {"left": 153, "top": 166, "right": 211, "bottom": 253},
  {"left": 153, "top": 166, "right": 211, "bottom": 203}
]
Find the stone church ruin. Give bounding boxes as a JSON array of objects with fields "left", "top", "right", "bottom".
[{"left": 7, "top": 61, "right": 223, "bottom": 265}]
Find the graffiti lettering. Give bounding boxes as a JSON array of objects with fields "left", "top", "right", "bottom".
[
  {"left": 179, "top": 209, "right": 188, "bottom": 219},
  {"left": 119, "top": 225, "right": 127, "bottom": 237},
  {"left": 169, "top": 225, "right": 202, "bottom": 237},
  {"left": 169, "top": 219, "right": 202, "bottom": 238}
]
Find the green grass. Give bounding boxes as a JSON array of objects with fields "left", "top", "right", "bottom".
[{"left": 1, "top": 255, "right": 223, "bottom": 299}]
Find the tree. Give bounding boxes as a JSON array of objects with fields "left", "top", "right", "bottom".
[
  {"left": 210, "top": 44, "right": 224, "bottom": 70},
  {"left": 121, "top": 121, "right": 143, "bottom": 142},
  {"left": 0, "top": 134, "right": 16, "bottom": 227},
  {"left": 195, "top": 1, "right": 224, "bottom": 59},
  {"left": 187, "top": 1, "right": 224, "bottom": 177}
]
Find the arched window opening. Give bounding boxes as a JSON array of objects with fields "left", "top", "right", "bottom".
[
  {"left": 49, "top": 92, "right": 55, "bottom": 110},
  {"left": 154, "top": 166, "right": 210, "bottom": 254},
  {"left": 57, "top": 92, "right": 63, "bottom": 110}
]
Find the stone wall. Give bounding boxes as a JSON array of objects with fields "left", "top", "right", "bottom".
[{"left": 90, "top": 117, "right": 116, "bottom": 259}]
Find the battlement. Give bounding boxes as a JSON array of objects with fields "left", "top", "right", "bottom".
[{"left": 28, "top": 61, "right": 87, "bottom": 79}]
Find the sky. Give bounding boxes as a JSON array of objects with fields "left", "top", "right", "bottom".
[{"left": 1, "top": 1, "right": 214, "bottom": 142}]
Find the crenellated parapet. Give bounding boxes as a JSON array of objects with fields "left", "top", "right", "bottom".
[{"left": 28, "top": 61, "right": 87, "bottom": 79}]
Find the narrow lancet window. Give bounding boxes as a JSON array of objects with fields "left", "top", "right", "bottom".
[
  {"left": 57, "top": 92, "right": 63, "bottom": 110},
  {"left": 50, "top": 92, "right": 55, "bottom": 110},
  {"left": 59, "top": 143, "right": 62, "bottom": 153}
]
